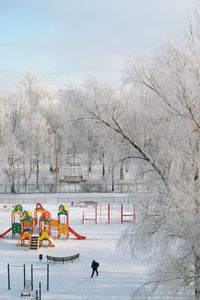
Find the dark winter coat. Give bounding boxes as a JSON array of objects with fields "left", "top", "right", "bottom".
[{"left": 91, "top": 261, "right": 99, "bottom": 271}]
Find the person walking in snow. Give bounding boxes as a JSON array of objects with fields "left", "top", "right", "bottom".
[{"left": 91, "top": 259, "right": 99, "bottom": 277}]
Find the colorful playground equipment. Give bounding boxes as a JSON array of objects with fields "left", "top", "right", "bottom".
[
  {"left": 52, "top": 204, "right": 69, "bottom": 239},
  {"left": 0, "top": 202, "right": 86, "bottom": 249},
  {"left": 21, "top": 210, "right": 33, "bottom": 247},
  {"left": 11, "top": 204, "right": 23, "bottom": 238}
]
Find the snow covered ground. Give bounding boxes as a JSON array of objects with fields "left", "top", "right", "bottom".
[{"left": 0, "top": 200, "right": 148, "bottom": 300}]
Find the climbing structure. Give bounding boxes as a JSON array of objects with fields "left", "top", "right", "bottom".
[
  {"left": 34, "top": 202, "right": 45, "bottom": 221},
  {"left": 82, "top": 203, "right": 137, "bottom": 224},
  {"left": 39, "top": 210, "right": 52, "bottom": 247},
  {"left": 20, "top": 210, "right": 33, "bottom": 247},
  {"left": 11, "top": 204, "right": 23, "bottom": 238},
  {"left": 57, "top": 204, "right": 69, "bottom": 239}
]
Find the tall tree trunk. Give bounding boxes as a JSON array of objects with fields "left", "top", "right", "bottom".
[
  {"left": 10, "top": 170, "right": 15, "bottom": 193},
  {"left": 11, "top": 180, "right": 15, "bottom": 193},
  {"left": 11, "top": 162, "right": 15, "bottom": 193},
  {"left": 17, "top": 174, "right": 20, "bottom": 193},
  {"left": 120, "top": 162, "right": 124, "bottom": 180},
  {"left": 36, "top": 157, "right": 39, "bottom": 190},
  {"left": 102, "top": 151, "right": 105, "bottom": 179},
  {"left": 194, "top": 145, "right": 200, "bottom": 299},
  {"left": 195, "top": 255, "right": 200, "bottom": 300},
  {"left": 88, "top": 155, "right": 92, "bottom": 173},
  {"left": 111, "top": 155, "right": 114, "bottom": 192},
  {"left": 22, "top": 157, "right": 27, "bottom": 193},
  {"left": 55, "top": 149, "right": 58, "bottom": 193},
  {"left": 35, "top": 143, "right": 40, "bottom": 191},
  {"left": 88, "top": 131, "right": 92, "bottom": 174}
]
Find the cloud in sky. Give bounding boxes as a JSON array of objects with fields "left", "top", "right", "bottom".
[{"left": 0, "top": 0, "right": 194, "bottom": 90}]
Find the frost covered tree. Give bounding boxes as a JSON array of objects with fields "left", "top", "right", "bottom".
[
  {"left": 70, "top": 78, "right": 133, "bottom": 190},
  {"left": 119, "top": 38, "right": 200, "bottom": 297},
  {"left": 0, "top": 71, "right": 65, "bottom": 192},
  {"left": 2, "top": 89, "right": 26, "bottom": 193},
  {"left": 72, "top": 12, "right": 200, "bottom": 299},
  {"left": 121, "top": 22, "right": 200, "bottom": 299},
  {"left": 18, "top": 72, "right": 51, "bottom": 190},
  {"left": 72, "top": 77, "right": 168, "bottom": 190}
]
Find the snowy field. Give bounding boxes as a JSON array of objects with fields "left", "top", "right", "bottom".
[{"left": 0, "top": 199, "right": 148, "bottom": 300}]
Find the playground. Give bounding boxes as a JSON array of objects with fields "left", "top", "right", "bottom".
[
  {"left": 0, "top": 197, "right": 149, "bottom": 300},
  {"left": 4, "top": 202, "right": 86, "bottom": 249}
]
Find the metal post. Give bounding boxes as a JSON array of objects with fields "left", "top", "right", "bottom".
[
  {"left": 36, "top": 289, "right": 38, "bottom": 300},
  {"left": 23, "top": 264, "right": 26, "bottom": 289},
  {"left": 39, "top": 282, "right": 41, "bottom": 300},
  {"left": 8, "top": 264, "right": 10, "bottom": 290},
  {"left": 31, "top": 264, "right": 33, "bottom": 291},
  {"left": 47, "top": 264, "right": 49, "bottom": 291}
]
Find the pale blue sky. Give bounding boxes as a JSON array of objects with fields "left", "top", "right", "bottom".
[{"left": 0, "top": 0, "right": 194, "bottom": 90}]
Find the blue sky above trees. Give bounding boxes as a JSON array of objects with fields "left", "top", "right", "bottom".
[{"left": 0, "top": 0, "right": 194, "bottom": 90}]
